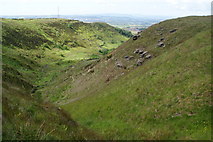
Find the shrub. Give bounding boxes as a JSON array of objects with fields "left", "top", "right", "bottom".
[
  {"left": 99, "top": 48, "right": 110, "bottom": 55},
  {"left": 115, "top": 28, "right": 132, "bottom": 37}
]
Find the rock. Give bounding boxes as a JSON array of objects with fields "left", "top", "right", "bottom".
[
  {"left": 134, "top": 49, "right": 143, "bottom": 54},
  {"left": 117, "top": 64, "right": 122, "bottom": 68},
  {"left": 133, "top": 35, "right": 138, "bottom": 40},
  {"left": 128, "top": 56, "right": 134, "bottom": 60},
  {"left": 136, "top": 59, "right": 143, "bottom": 66},
  {"left": 133, "top": 35, "right": 140, "bottom": 40},
  {"left": 140, "top": 54, "right": 145, "bottom": 58},
  {"left": 116, "top": 63, "right": 123, "bottom": 68},
  {"left": 140, "top": 51, "right": 148, "bottom": 58},
  {"left": 143, "top": 51, "right": 148, "bottom": 55},
  {"left": 87, "top": 69, "right": 94, "bottom": 73},
  {"left": 170, "top": 29, "right": 177, "bottom": 33},
  {"left": 157, "top": 42, "right": 165, "bottom": 47},
  {"left": 145, "top": 55, "right": 152, "bottom": 59},
  {"left": 124, "top": 56, "right": 129, "bottom": 59},
  {"left": 158, "top": 38, "right": 164, "bottom": 42},
  {"left": 125, "top": 56, "right": 134, "bottom": 61},
  {"left": 134, "top": 49, "right": 140, "bottom": 54},
  {"left": 139, "top": 50, "right": 144, "bottom": 54}
]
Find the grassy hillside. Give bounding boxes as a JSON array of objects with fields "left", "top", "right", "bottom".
[
  {"left": 2, "top": 16, "right": 211, "bottom": 140},
  {"left": 3, "top": 81, "right": 101, "bottom": 140},
  {"left": 61, "top": 16, "right": 212, "bottom": 140},
  {"left": 2, "top": 18, "right": 131, "bottom": 140},
  {"left": 2, "top": 49, "right": 101, "bottom": 140},
  {"left": 2, "top": 19, "right": 131, "bottom": 60}
]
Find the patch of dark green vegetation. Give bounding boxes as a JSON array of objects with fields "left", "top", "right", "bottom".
[
  {"left": 115, "top": 27, "right": 133, "bottom": 37},
  {"left": 99, "top": 48, "right": 114, "bottom": 55}
]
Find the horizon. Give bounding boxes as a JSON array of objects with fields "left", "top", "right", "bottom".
[
  {"left": 0, "top": 13, "right": 210, "bottom": 20},
  {"left": 0, "top": 0, "right": 211, "bottom": 18}
]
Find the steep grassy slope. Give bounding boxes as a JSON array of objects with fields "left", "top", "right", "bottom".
[
  {"left": 61, "top": 16, "right": 212, "bottom": 140},
  {"left": 46, "top": 16, "right": 211, "bottom": 104},
  {"left": 3, "top": 81, "right": 101, "bottom": 140},
  {"left": 2, "top": 18, "right": 131, "bottom": 140},
  {"left": 2, "top": 48, "right": 100, "bottom": 140}
]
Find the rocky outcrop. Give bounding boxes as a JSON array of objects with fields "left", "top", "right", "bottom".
[{"left": 157, "top": 42, "right": 165, "bottom": 47}]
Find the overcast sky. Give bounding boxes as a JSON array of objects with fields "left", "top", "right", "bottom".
[{"left": 0, "top": 0, "right": 211, "bottom": 17}]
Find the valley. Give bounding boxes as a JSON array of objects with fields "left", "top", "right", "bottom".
[
  {"left": 2, "top": 16, "right": 212, "bottom": 140},
  {"left": 2, "top": 18, "right": 131, "bottom": 140}
]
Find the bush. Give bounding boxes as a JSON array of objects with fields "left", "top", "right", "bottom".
[
  {"left": 99, "top": 48, "right": 110, "bottom": 55},
  {"left": 115, "top": 28, "right": 132, "bottom": 37}
]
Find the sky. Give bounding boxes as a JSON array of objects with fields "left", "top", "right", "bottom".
[{"left": 0, "top": 0, "right": 211, "bottom": 17}]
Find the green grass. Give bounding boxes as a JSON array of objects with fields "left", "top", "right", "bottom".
[
  {"left": 2, "top": 18, "right": 130, "bottom": 140},
  {"left": 2, "top": 18, "right": 130, "bottom": 59},
  {"left": 3, "top": 81, "right": 101, "bottom": 140},
  {"left": 61, "top": 16, "right": 211, "bottom": 140},
  {"left": 2, "top": 45, "right": 94, "bottom": 140},
  {"left": 2, "top": 16, "right": 211, "bottom": 140}
]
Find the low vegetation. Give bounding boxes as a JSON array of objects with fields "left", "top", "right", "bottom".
[
  {"left": 2, "top": 16, "right": 211, "bottom": 140},
  {"left": 2, "top": 18, "right": 130, "bottom": 140},
  {"left": 61, "top": 16, "right": 211, "bottom": 140}
]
